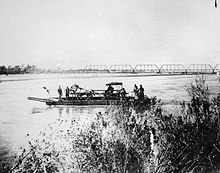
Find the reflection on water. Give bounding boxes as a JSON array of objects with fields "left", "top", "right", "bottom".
[{"left": 0, "top": 73, "right": 219, "bottom": 166}]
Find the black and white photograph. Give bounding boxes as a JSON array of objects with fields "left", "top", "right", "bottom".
[{"left": 1, "top": 0, "right": 220, "bottom": 172}]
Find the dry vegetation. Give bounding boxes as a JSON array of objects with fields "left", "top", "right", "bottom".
[{"left": 8, "top": 77, "right": 220, "bottom": 173}]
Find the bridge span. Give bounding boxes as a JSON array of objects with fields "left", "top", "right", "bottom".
[
  {"left": 187, "top": 64, "right": 213, "bottom": 74},
  {"left": 160, "top": 64, "right": 186, "bottom": 74},
  {"left": 134, "top": 64, "right": 160, "bottom": 73}
]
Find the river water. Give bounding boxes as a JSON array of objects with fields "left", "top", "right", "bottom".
[{"left": 0, "top": 73, "right": 219, "bottom": 166}]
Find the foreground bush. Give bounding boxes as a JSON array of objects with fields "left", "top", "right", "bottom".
[
  {"left": 150, "top": 76, "right": 220, "bottom": 173},
  {"left": 11, "top": 77, "right": 220, "bottom": 173}
]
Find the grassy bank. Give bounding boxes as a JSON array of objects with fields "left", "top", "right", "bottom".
[{"left": 9, "top": 77, "right": 220, "bottom": 173}]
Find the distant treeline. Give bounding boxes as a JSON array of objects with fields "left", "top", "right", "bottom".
[
  {"left": 0, "top": 64, "right": 84, "bottom": 75},
  {"left": 0, "top": 64, "right": 37, "bottom": 75}
]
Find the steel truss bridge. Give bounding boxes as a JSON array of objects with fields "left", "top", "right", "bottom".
[{"left": 82, "top": 64, "right": 220, "bottom": 74}]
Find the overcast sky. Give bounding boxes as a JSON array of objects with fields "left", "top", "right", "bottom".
[{"left": 0, "top": 0, "right": 219, "bottom": 69}]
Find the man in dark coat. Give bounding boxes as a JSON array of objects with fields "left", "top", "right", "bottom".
[
  {"left": 138, "top": 85, "right": 144, "bottom": 100},
  {"left": 58, "top": 85, "right": 62, "bottom": 99}
]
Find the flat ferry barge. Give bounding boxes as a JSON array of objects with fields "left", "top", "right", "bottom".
[{"left": 28, "top": 82, "right": 136, "bottom": 106}]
